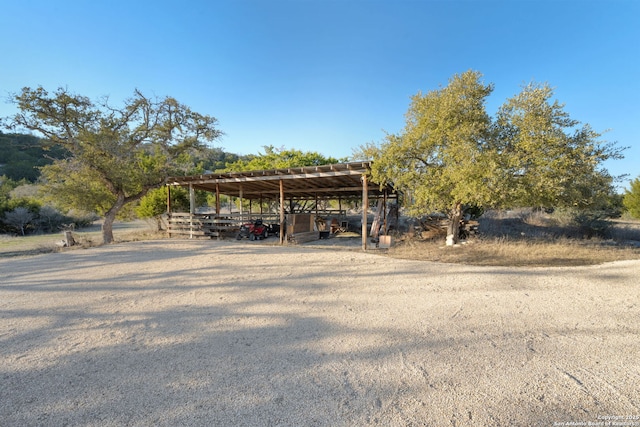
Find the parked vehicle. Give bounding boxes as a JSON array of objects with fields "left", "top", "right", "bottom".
[
  {"left": 236, "top": 219, "right": 268, "bottom": 241},
  {"left": 266, "top": 223, "right": 281, "bottom": 237}
]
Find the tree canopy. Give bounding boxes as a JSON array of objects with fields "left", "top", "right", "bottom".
[
  {"left": 363, "top": 70, "right": 624, "bottom": 245},
  {"left": 623, "top": 177, "right": 640, "bottom": 219},
  {"left": 493, "top": 82, "right": 621, "bottom": 209},
  {"left": 135, "top": 185, "right": 192, "bottom": 230},
  {"left": 2, "top": 87, "right": 222, "bottom": 243},
  {"left": 224, "top": 145, "right": 346, "bottom": 171}
]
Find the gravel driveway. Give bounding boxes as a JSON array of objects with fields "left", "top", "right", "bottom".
[{"left": 1, "top": 240, "right": 639, "bottom": 426}]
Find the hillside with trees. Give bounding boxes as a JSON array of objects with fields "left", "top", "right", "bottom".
[
  {"left": 0, "top": 130, "right": 246, "bottom": 237},
  {"left": 0, "top": 131, "right": 68, "bottom": 182}
]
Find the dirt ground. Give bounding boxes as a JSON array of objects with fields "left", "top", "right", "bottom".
[{"left": 1, "top": 239, "right": 639, "bottom": 426}]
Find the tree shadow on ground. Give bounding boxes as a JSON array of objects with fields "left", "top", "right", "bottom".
[{"left": 1, "top": 241, "right": 638, "bottom": 426}]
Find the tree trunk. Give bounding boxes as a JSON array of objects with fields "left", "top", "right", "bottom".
[
  {"left": 102, "top": 210, "right": 116, "bottom": 244},
  {"left": 102, "top": 192, "right": 126, "bottom": 244},
  {"left": 446, "top": 202, "right": 463, "bottom": 246}
]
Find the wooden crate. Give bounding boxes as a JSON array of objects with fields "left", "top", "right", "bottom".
[{"left": 287, "top": 214, "right": 315, "bottom": 234}]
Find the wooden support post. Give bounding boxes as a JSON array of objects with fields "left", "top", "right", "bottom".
[
  {"left": 383, "top": 191, "right": 388, "bottom": 235},
  {"left": 189, "top": 184, "right": 195, "bottom": 239},
  {"left": 396, "top": 194, "right": 400, "bottom": 229},
  {"left": 215, "top": 183, "right": 220, "bottom": 215},
  {"left": 166, "top": 185, "right": 171, "bottom": 214},
  {"left": 166, "top": 184, "right": 172, "bottom": 236},
  {"left": 214, "top": 183, "right": 221, "bottom": 240},
  {"left": 189, "top": 184, "right": 195, "bottom": 215},
  {"left": 279, "top": 179, "right": 285, "bottom": 245},
  {"left": 239, "top": 185, "right": 243, "bottom": 222},
  {"left": 362, "top": 174, "right": 368, "bottom": 250}
]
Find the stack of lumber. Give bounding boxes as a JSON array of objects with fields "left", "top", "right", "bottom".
[
  {"left": 417, "top": 216, "right": 479, "bottom": 240},
  {"left": 287, "top": 231, "right": 319, "bottom": 244}
]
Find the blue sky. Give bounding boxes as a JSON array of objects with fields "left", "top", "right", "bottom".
[{"left": 1, "top": 0, "right": 638, "bottom": 189}]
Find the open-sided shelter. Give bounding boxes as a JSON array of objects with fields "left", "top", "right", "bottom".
[{"left": 166, "top": 161, "right": 398, "bottom": 249}]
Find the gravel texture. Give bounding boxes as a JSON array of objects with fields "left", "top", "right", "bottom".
[{"left": 1, "top": 239, "right": 639, "bottom": 426}]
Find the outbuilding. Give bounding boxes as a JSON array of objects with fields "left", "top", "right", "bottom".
[{"left": 166, "top": 161, "right": 398, "bottom": 250}]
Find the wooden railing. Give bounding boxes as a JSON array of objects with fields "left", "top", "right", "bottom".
[
  {"left": 167, "top": 210, "right": 348, "bottom": 239},
  {"left": 167, "top": 213, "right": 280, "bottom": 238}
]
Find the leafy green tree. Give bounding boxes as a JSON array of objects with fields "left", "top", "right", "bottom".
[
  {"left": 224, "top": 145, "right": 347, "bottom": 213},
  {"left": 224, "top": 145, "right": 345, "bottom": 171},
  {"left": 623, "top": 177, "right": 640, "bottom": 219},
  {"left": 135, "top": 186, "right": 191, "bottom": 230},
  {"left": 0, "top": 192, "right": 41, "bottom": 234},
  {"left": 2, "top": 87, "right": 222, "bottom": 244},
  {"left": 0, "top": 175, "right": 27, "bottom": 205},
  {"left": 363, "top": 71, "right": 496, "bottom": 244},
  {"left": 494, "top": 82, "right": 622, "bottom": 210},
  {"left": 363, "top": 71, "right": 624, "bottom": 245}
]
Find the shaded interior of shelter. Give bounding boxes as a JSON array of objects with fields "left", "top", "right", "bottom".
[{"left": 166, "top": 162, "right": 400, "bottom": 248}]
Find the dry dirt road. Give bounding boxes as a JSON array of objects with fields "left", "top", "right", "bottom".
[{"left": 1, "top": 240, "right": 639, "bottom": 426}]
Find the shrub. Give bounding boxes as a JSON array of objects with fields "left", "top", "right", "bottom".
[
  {"left": 623, "top": 177, "right": 640, "bottom": 219},
  {"left": 69, "top": 211, "right": 100, "bottom": 229},
  {"left": 570, "top": 211, "right": 612, "bottom": 239},
  {"left": 3, "top": 207, "right": 36, "bottom": 236},
  {"left": 37, "top": 205, "right": 67, "bottom": 233}
]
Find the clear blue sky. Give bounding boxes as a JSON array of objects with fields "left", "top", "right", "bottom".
[{"left": 1, "top": 0, "right": 638, "bottom": 189}]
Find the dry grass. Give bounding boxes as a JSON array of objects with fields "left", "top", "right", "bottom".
[
  {"left": 0, "top": 220, "right": 167, "bottom": 258},
  {"left": 386, "top": 210, "right": 640, "bottom": 267},
  {"left": 3, "top": 214, "right": 640, "bottom": 267},
  {"left": 387, "top": 237, "right": 640, "bottom": 267}
]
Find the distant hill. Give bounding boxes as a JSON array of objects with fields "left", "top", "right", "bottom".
[
  {"left": 0, "top": 131, "right": 249, "bottom": 182},
  {"left": 0, "top": 132, "right": 68, "bottom": 182}
]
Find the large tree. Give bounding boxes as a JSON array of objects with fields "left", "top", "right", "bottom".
[
  {"left": 364, "top": 70, "right": 496, "bottom": 245},
  {"left": 363, "top": 71, "right": 623, "bottom": 245},
  {"left": 2, "top": 87, "right": 222, "bottom": 243}
]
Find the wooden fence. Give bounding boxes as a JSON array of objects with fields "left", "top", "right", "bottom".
[
  {"left": 167, "top": 210, "right": 347, "bottom": 240},
  {"left": 167, "top": 213, "right": 272, "bottom": 238}
]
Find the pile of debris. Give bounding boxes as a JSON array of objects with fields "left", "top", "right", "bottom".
[{"left": 415, "top": 216, "right": 479, "bottom": 240}]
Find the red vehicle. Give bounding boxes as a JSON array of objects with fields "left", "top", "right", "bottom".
[{"left": 236, "top": 219, "right": 268, "bottom": 240}]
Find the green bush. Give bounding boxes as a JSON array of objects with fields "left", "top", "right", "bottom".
[
  {"left": 623, "top": 177, "right": 640, "bottom": 219},
  {"left": 570, "top": 211, "right": 612, "bottom": 239}
]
